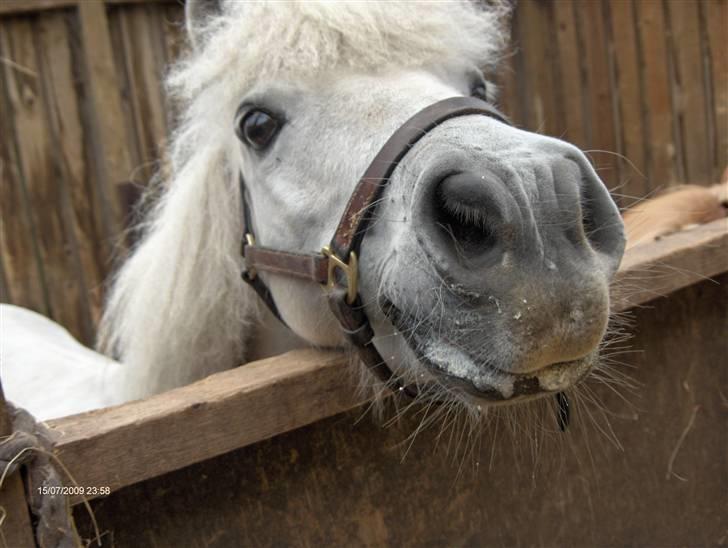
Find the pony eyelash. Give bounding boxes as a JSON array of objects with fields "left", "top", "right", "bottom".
[{"left": 441, "top": 198, "right": 491, "bottom": 229}]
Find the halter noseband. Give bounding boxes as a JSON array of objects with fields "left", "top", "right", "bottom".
[{"left": 238, "top": 96, "right": 570, "bottom": 430}]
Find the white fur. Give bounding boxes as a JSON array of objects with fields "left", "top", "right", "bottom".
[
  {"left": 1, "top": 305, "right": 124, "bottom": 420},
  {"left": 98, "top": 1, "right": 510, "bottom": 401},
  {"left": 5, "top": 1, "right": 625, "bottom": 421}
]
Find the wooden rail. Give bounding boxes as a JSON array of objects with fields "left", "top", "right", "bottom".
[
  {"left": 42, "top": 218, "right": 728, "bottom": 506},
  {"left": 613, "top": 218, "right": 728, "bottom": 311},
  {"left": 0, "top": 0, "right": 174, "bottom": 16}
]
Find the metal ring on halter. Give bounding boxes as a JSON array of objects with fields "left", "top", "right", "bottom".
[{"left": 321, "top": 246, "right": 358, "bottom": 305}]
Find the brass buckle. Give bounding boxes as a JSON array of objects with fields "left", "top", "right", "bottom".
[
  {"left": 322, "top": 245, "right": 358, "bottom": 305},
  {"left": 244, "top": 233, "right": 257, "bottom": 280}
]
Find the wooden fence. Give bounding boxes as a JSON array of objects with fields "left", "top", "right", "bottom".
[
  {"left": 1, "top": 0, "right": 726, "bottom": 345},
  {"left": 2, "top": 218, "right": 727, "bottom": 545}
]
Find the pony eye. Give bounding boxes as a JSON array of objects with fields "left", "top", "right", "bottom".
[
  {"left": 471, "top": 82, "right": 488, "bottom": 101},
  {"left": 236, "top": 109, "right": 281, "bottom": 150}
]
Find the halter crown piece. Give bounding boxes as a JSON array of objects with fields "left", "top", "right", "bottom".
[{"left": 239, "top": 96, "right": 570, "bottom": 431}]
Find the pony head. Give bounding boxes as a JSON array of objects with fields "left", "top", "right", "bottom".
[{"left": 100, "top": 1, "right": 625, "bottom": 408}]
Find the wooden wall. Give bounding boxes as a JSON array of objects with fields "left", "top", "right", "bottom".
[
  {"left": 72, "top": 275, "right": 728, "bottom": 547},
  {"left": 499, "top": 0, "right": 727, "bottom": 197},
  {"left": 0, "top": 0, "right": 184, "bottom": 344},
  {"left": 1, "top": 0, "right": 726, "bottom": 345}
]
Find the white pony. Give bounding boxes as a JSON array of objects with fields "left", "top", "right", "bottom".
[{"left": 2, "top": 0, "right": 625, "bottom": 421}]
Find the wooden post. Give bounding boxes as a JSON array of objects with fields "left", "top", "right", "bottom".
[
  {"left": 0, "top": 383, "right": 35, "bottom": 548},
  {"left": 76, "top": 1, "right": 135, "bottom": 247}
]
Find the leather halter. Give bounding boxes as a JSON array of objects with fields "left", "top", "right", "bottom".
[{"left": 238, "top": 96, "right": 570, "bottom": 429}]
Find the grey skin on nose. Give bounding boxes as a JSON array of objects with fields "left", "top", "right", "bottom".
[{"left": 423, "top": 163, "right": 625, "bottom": 280}]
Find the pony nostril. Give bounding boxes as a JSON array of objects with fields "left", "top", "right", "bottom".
[
  {"left": 434, "top": 172, "right": 498, "bottom": 258},
  {"left": 578, "top": 174, "right": 625, "bottom": 271},
  {"left": 581, "top": 192, "right": 600, "bottom": 246}
]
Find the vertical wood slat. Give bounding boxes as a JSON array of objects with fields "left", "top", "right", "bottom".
[
  {"left": 2, "top": 17, "right": 92, "bottom": 342},
  {"left": 160, "top": 4, "right": 186, "bottom": 132},
  {"left": 0, "top": 254, "right": 9, "bottom": 302},
  {"left": 107, "top": 7, "right": 146, "bottom": 193},
  {"left": 610, "top": 0, "right": 649, "bottom": 202},
  {"left": 0, "top": 2, "right": 182, "bottom": 342},
  {"left": 495, "top": 51, "right": 519, "bottom": 129},
  {"left": 577, "top": 0, "right": 620, "bottom": 188},
  {"left": 503, "top": 5, "right": 526, "bottom": 128},
  {"left": 109, "top": 4, "right": 168, "bottom": 187},
  {"left": 516, "top": 0, "right": 560, "bottom": 137},
  {"left": 552, "top": 0, "right": 587, "bottom": 149},
  {"left": 635, "top": 0, "right": 677, "bottom": 187},
  {"left": 39, "top": 12, "right": 108, "bottom": 326},
  {"left": 76, "top": 1, "right": 133, "bottom": 247},
  {"left": 36, "top": 12, "right": 104, "bottom": 336},
  {"left": 665, "top": 0, "right": 712, "bottom": 183},
  {"left": 133, "top": 5, "right": 170, "bottom": 160},
  {"left": 602, "top": 0, "right": 627, "bottom": 202},
  {"left": 704, "top": 0, "right": 728, "bottom": 181},
  {"left": 0, "top": 24, "right": 50, "bottom": 315}
]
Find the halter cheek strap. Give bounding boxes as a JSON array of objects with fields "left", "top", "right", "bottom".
[
  {"left": 238, "top": 96, "right": 570, "bottom": 430},
  {"left": 240, "top": 97, "right": 507, "bottom": 379}
]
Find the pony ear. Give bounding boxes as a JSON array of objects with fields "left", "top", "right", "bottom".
[{"left": 185, "top": 0, "right": 223, "bottom": 49}]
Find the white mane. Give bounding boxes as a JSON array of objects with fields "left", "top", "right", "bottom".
[{"left": 98, "top": 1, "right": 511, "bottom": 399}]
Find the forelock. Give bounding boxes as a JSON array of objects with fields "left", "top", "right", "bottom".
[{"left": 169, "top": 1, "right": 511, "bottom": 103}]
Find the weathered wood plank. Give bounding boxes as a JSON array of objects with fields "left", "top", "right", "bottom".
[
  {"left": 494, "top": 47, "right": 519, "bottom": 129},
  {"left": 106, "top": 5, "right": 146, "bottom": 190},
  {"left": 610, "top": 0, "right": 649, "bottom": 200},
  {"left": 704, "top": 0, "right": 728, "bottom": 182},
  {"left": 45, "top": 220, "right": 728, "bottom": 505},
  {"left": 552, "top": 0, "right": 588, "bottom": 149},
  {"left": 0, "top": 0, "right": 79, "bottom": 14},
  {"left": 501, "top": 5, "right": 526, "bottom": 127},
  {"left": 161, "top": 3, "right": 186, "bottom": 71},
  {"left": 160, "top": 3, "right": 186, "bottom": 132},
  {"left": 0, "top": 0, "right": 175, "bottom": 17},
  {"left": 50, "top": 349, "right": 365, "bottom": 505},
  {"left": 635, "top": 0, "right": 677, "bottom": 186},
  {"left": 112, "top": 4, "right": 169, "bottom": 184},
  {"left": 577, "top": 0, "right": 620, "bottom": 188},
  {"left": 515, "top": 0, "right": 560, "bottom": 137},
  {"left": 666, "top": 0, "right": 711, "bottom": 182},
  {"left": 36, "top": 11, "right": 104, "bottom": 336},
  {"left": 0, "top": 254, "right": 9, "bottom": 302},
  {"left": 76, "top": 1, "right": 134, "bottom": 246},
  {"left": 137, "top": 4, "right": 171, "bottom": 141},
  {"left": 0, "top": 23, "right": 50, "bottom": 315},
  {"left": 613, "top": 218, "right": 728, "bottom": 311},
  {"left": 3, "top": 17, "right": 91, "bottom": 341}
]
